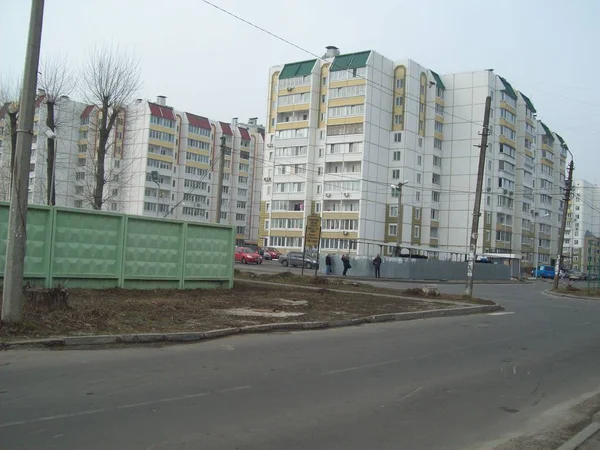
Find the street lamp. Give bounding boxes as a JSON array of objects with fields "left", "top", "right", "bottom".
[{"left": 391, "top": 180, "right": 409, "bottom": 256}]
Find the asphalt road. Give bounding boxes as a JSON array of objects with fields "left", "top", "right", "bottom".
[{"left": 2, "top": 282, "right": 600, "bottom": 449}]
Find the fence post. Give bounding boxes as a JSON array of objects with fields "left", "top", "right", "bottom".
[
  {"left": 229, "top": 226, "right": 235, "bottom": 288},
  {"left": 118, "top": 214, "right": 128, "bottom": 288},
  {"left": 45, "top": 207, "right": 57, "bottom": 288},
  {"left": 179, "top": 222, "right": 187, "bottom": 289}
]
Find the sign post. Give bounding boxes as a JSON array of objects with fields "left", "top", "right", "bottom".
[{"left": 302, "top": 214, "right": 321, "bottom": 276}]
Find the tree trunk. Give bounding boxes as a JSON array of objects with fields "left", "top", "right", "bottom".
[
  {"left": 8, "top": 112, "right": 17, "bottom": 188},
  {"left": 93, "top": 131, "right": 107, "bottom": 210},
  {"left": 45, "top": 101, "right": 56, "bottom": 205}
]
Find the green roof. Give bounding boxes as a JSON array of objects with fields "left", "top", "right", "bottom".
[
  {"left": 499, "top": 76, "right": 518, "bottom": 100},
  {"left": 430, "top": 70, "right": 445, "bottom": 90},
  {"left": 330, "top": 51, "right": 371, "bottom": 72},
  {"left": 279, "top": 59, "right": 317, "bottom": 80},
  {"left": 556, "top": 133, "right": 568, "bottom": 149},
  {"left": 540, "top": 121, "right": 554, "bottom": 140},
  {"left": 520, "top": 92, "right": 536, "bottom": 113}
]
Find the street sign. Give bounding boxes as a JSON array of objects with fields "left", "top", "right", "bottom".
[{"left": 304, "top": 214, "right": 321, "bottom": 248}]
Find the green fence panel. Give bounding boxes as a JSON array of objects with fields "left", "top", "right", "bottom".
[
  {"left": 124, "top": 217, "right": 183, "bottom": 279},
  {"left": 52, "top": 209, "right": 122, "bottom": 279},
  {"left": 0, "top": 203, "right": 233, "bottom": 289},
  {"left": 23, "top": 207, "right": 51, "bottom": 278},
  {"left": 184, "top": 224, "right": 233, "bottom": 281}
]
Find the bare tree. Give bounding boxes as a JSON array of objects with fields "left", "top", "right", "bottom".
[
  {"left": 0, "top": 76, "right": 22, "bottom": 187},
  {"left": 80, "top": 46, "right": 141, "bottom": 210},
  {"left": 38, "top": 56, "right": 77, "bottom": 205}
]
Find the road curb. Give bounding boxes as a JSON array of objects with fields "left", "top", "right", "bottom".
[
  {"left": 544, "top": 289, "right": 600, "bottom": 301},
  {"left": 0, "top": 304, "right": 502, "bottom": 350},
  {"left": 556, "top": 422, "right": 600, "bottom": 450}
]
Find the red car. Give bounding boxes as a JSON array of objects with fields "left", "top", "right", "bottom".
[
  {"left": 234, "top": 246, "right": 263, "bottom": 265},
  {"left": 262, "top": 247, "right": 281, "bottom": 260}
]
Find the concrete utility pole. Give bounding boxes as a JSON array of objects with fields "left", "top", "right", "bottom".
[
  {"left": 465, "top": 96, "right": 492, "bottom": 297},
  {"left": 554, "top": 156, "right": 574, "bottom": 289},
  {"left": 215, "top": 136, "right": 226, "bottom": 224},
  {"left": 391, "top": 181, "right": 408, "bottom": 257},
  {"left": 2, "top": 0, "right": 45, "bottom": 323}
]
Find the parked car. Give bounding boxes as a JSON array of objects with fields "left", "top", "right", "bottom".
[
  {"left": 532, "top": 265, "right": 555, "bottom": 279},
  {"left": 262, "top": 247, "right": 281, "bottom": 260},
  {"left": 569, "top": 271, "right": 586, "bottom": 281},
  {"left": 234, "top": 246, "right": 263, "bottom": 265},
  {"left": 279, "top": 252, "right": 319, "bottom": 269}
]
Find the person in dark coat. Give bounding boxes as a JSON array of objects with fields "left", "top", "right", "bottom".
[
  {"left": 325, "top": 254, "right": 332, "bottom": 275},
  {"left": 341, "top": 254, "right": 351, "bottom": 276},
  {"left": 373, "top": 254, "right": 382, "bottom": 278}
]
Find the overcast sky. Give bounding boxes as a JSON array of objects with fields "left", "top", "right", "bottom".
[{"left": 3, "top": 0, "right": 599, "bottom": 182}]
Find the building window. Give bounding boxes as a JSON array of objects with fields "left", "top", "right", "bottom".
[
  {"left": 416, "top": 191, "right": 421, "bottom": 201},
  {"left": 394, "top": 133, "right": 402, "bottom": 142},
  {"left": 413, "top": 226, "right": 420, "bottom": 238},
  {"left": 394, "top": 114, "right": 403, "bottom": 125},
  {"left": 392, "top": 169, "right": 400, "bottom": 179},
  {"left": 416, "top": 173, "right": 421, "bottom": 183},
  {"left": 395, "top": 96, "right": 404, "bottom": 106},
  {"left": 417, "top": 155, "right": 422, "bottom": 165},
  {"left": 418, "top": 137, "right": 423, "bottom": 147},
  {"left": 388, "top": 224, "right": 397, "bottom": 236},
  {"left": 390, "top": 206, "right": 398, "bottom": 217},
  {"left": 414, "top": 208, "right": 421, "bottom": 220},
  {"left": 432, "top": 191, "right": 441, "bottom": 202},
  {"left": 393, "top": 151, "right": 401, "bottom": 161}
]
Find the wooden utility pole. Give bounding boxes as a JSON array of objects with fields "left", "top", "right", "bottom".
[
  {"left": 215, "top": 136, "right": 226, "bottom": 224},
  {"left": 465, "top": 96, "right": 492, "bottom": 297},
  {"left": 2, "top": 0, "right": 45, "bottom": 323},
  {"left": 553, "top": 157, "right": 574, "bottom": 289}
]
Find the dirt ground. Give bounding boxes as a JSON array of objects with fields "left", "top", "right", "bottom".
[
  {"left": 554, "top": 286, "right": 600, "bottom": 297},
  {"left": 0, "top": 281, "right": 462, "bottom": 341},
  {"left": 236, "top": 271, "right": 495, "bottom": 305}
]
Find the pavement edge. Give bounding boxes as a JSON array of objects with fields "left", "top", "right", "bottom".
[
  {"left": 556, "top": 412, "right": 600, "bottom": 450},
  {"left": 0, "top": 304, "right": 502, "bottom": 350}
]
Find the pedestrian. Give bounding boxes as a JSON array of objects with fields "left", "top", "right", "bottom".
[
  {"left": 325, "top": 254, "right": 332, "bottom": 275},
  {"left": 373, "top": 254, "right": 382, "bottom": 278},
  {"left": 341, "top": 254, "right": 351, "bottom": 277}
]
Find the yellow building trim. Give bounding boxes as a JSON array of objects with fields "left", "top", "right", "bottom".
[
  {"left": 270, "top": 212, "right": 304, "bottom": 219},
  {"left": 525, "top": 117, "right": 535, "bottom": 127},
  {"left": 434, "top": 131, "right": 443, "bottom": 140},
  {"left": 541, "top": 158, "right": 554, "bottom": 168},
  {"left": 148, "top": 138, "right": 175, "bottom": 149},
  {"left": 499, "top": 135, "right": 515, "bottom": 146},
  {"left": 321, "top": 231, "right": 358, "bottom": 239},
  {"left": 77, "top": 152, "right": 87, "bottom": 159},
  {"left": 495, "top": 224, "right": 513, "bottom": 232},
  {"left": 238, "top": 170, "right": 248, "bottom": 176},
  {"left": 435, "top": 114, "right": 444, "bottom": 123},
  {"left": 322, "top": 211, "right": 359, "bottom": 218},
  {"left": 525, "top": 149, "right": 534, "bottom": 158},
  {"left": 268, "top": 230, "right": 303, "bottom": 238},
  {"left": 276, "top": 121, "right": 309, "bottom": 131},
  {"left": 419, "top": 72, "right": 427, "bottom": 137},
  {"left": 148, "top": 154, "right": 173, "bottom": 163},
  {"left": 500, "top": 102, "right": 516, "bottom": 115},
  {"left": 542, "top": 143, "right": 554, "bottom": 153},
  {"left": 435, "top": 98, "right": 444, "bottom": 106},
  {"left": 318, "top": 64, "right": 330, "bottom": 129},
  {"left": 77, "top": 139, "right": 88, "bottom": 145},
  {"left": 560, "top": 154, "right": 567, "bottom": 160},
  {"left": 186, "top": 161, "right": 209, "bottom": 169},
  {"left": 186, "top": 147, "right": 210, "bottom": 156},
  {"left": 431, "top": 220, "right": 439, "bottom": 228},
  {"left": 499, "top": 118, "right": 516, "bottom": 132},
  {"left": 329, "top": 78, "right": 366, "bottom": 89},
  {"left": 187, "top": 133, "right": 211, "bottom": 143},
  {"left": 277, "top": 103, "right": 310, "bottom": 113},
  {"left": 326, "top": 117, "right": 363, "bottom": 126},
  {"left": 149, "top": 124, "right": 176, "bottom": 135},
  {"left": 393, "top": 65, "right": 406, "bottom": 132},
  {"left": 328, "top": 96, "right": 365, "bottom": 107},
  {"left": 279, "top": 85, "right": 311, "bottom": 96}
]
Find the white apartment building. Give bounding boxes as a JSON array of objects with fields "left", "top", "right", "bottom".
[
  {"left": 259, "top": 46, "right": 571, "bottom": 261},
  {"left": 0, "top": 94, "right": 264, "bottom": 245},
  {"left": 0, "top": 91, "right": 126, "bottom": 210},
  {"left": 564, "top": 179, "right": 600, "bottom": 270},
  {"left": 124, "top": 97, "right": 264, "bottom": 244}
]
